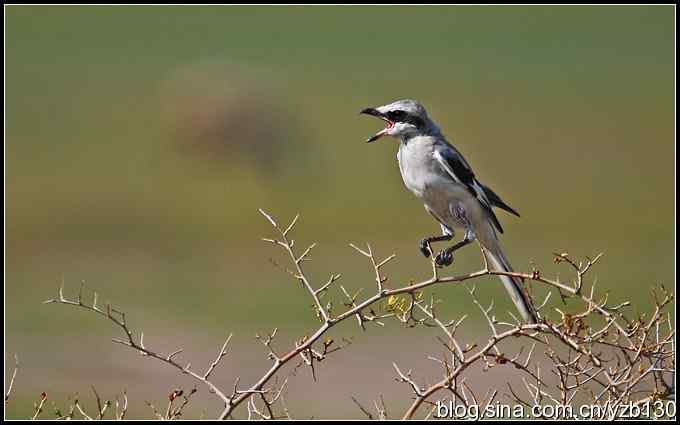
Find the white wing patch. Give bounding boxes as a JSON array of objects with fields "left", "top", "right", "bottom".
[{"left": 471, "top": 179, "right": 493, "bottom": 210}]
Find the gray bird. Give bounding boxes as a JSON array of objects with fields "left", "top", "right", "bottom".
[{"left": 360, "top": 99, "right": 537, "bottom": 323}]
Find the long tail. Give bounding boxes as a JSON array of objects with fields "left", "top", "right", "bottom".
[{"left": 482, "top": 245, "right": 538, "bottom": 324}]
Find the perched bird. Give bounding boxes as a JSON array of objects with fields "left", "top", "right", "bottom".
[{"left": 360, "top": 99, "right": 537, "bottom": 323}]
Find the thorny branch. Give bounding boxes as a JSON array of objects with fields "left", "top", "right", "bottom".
[
  {"left": 37, "top": 210, "right": 674, "bottom": 420},
  {"left": 43, "top": 282, "right": 235, "bottom": 413},
  {"left": 5, "top": 354, "right": 18, "bottom": 405},
  {"left": 387, "top": 261, "right": 674, "bottom": 419}
]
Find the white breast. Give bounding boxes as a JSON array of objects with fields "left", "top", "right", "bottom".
[
  {"left": 397, "top": 136, "right": 437, "bottom": 197},
  {"left": 397, "top": 137, "right": 481, "bottom": 230}
]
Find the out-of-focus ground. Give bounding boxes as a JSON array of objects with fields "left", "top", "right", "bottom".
[{"left": 5, "top": 6, "right": 675, "bottom": 419}]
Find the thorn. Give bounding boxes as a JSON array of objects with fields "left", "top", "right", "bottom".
[
  {"left": 283, "top": 214, "right": 300, "bottom": 236},
  {"left": 258, "top": 209, "right": 277, "bottom": 227}
]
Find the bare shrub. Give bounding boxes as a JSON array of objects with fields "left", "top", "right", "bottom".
[{"left": 9, "top": 211, "right": 675, "bottom": 419}]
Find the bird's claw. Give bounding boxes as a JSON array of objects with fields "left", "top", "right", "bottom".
[
  {"left": 434, "top": 250, "right": 454, "bottom": 267},
  {"left": 419, "top": 239, "right": 433, "bottom": 258}
]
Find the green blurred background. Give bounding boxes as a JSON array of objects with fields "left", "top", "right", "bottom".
[{"left": 5, "top": 5, "right": 675, "bottom": 419}]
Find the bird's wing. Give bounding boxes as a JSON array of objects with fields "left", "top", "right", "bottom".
[
  {"left": 433, "top": 143, "right": 505, "bottom": 234},
  {"left": 480, "top": 183, "right": 520, "bottom": 217}
]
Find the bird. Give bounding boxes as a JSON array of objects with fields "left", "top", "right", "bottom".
[{"left": 360, "top": 99, "right": 537, "bottom": 324}]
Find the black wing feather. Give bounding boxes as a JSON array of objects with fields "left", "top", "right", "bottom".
[{"left": 481, "top": 184, "right": 520, "bottom": 217}]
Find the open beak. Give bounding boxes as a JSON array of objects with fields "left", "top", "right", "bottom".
[{"left": 360, "top": 107, "right": 394, "bottom": 143}]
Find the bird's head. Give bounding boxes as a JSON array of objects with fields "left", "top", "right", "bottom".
[{"left": 360, "top": 99, "right": 437, "bottom": 143}]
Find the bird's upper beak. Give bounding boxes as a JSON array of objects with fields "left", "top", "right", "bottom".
[{"left": 360, "top": 107, "right": 394, "bottom": 143}]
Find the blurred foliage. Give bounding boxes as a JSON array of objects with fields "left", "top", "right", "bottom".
[{"left": 5, "top": 5, "right": 674, "bottom": 419}]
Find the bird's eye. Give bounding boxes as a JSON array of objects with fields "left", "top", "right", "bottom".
[{"left": 389, "top": 110, "right": 406, "bottom": 120}]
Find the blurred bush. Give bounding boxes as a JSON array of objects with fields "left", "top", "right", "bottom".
[{"left": 160, "top": 63, "right": 302, "bottom": 177}]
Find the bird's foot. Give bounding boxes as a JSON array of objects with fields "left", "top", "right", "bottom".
[
  {"left": 434, "top": 250, "right": 454, "bottom": 267},
  {"left": 419, "top": 239, "right": 433, "bottom": 258}
]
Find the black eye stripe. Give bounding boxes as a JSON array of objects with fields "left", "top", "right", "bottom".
[{"left": 387, "top": 110, "right": 425, "bottom": 128}]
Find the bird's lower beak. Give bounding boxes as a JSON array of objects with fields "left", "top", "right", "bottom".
[
  {"left": 366, "top": 129, "right": 388, "bottom": 143},
  {"left": 360, "top": 107, "right": 393, "bottom": 143}
]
